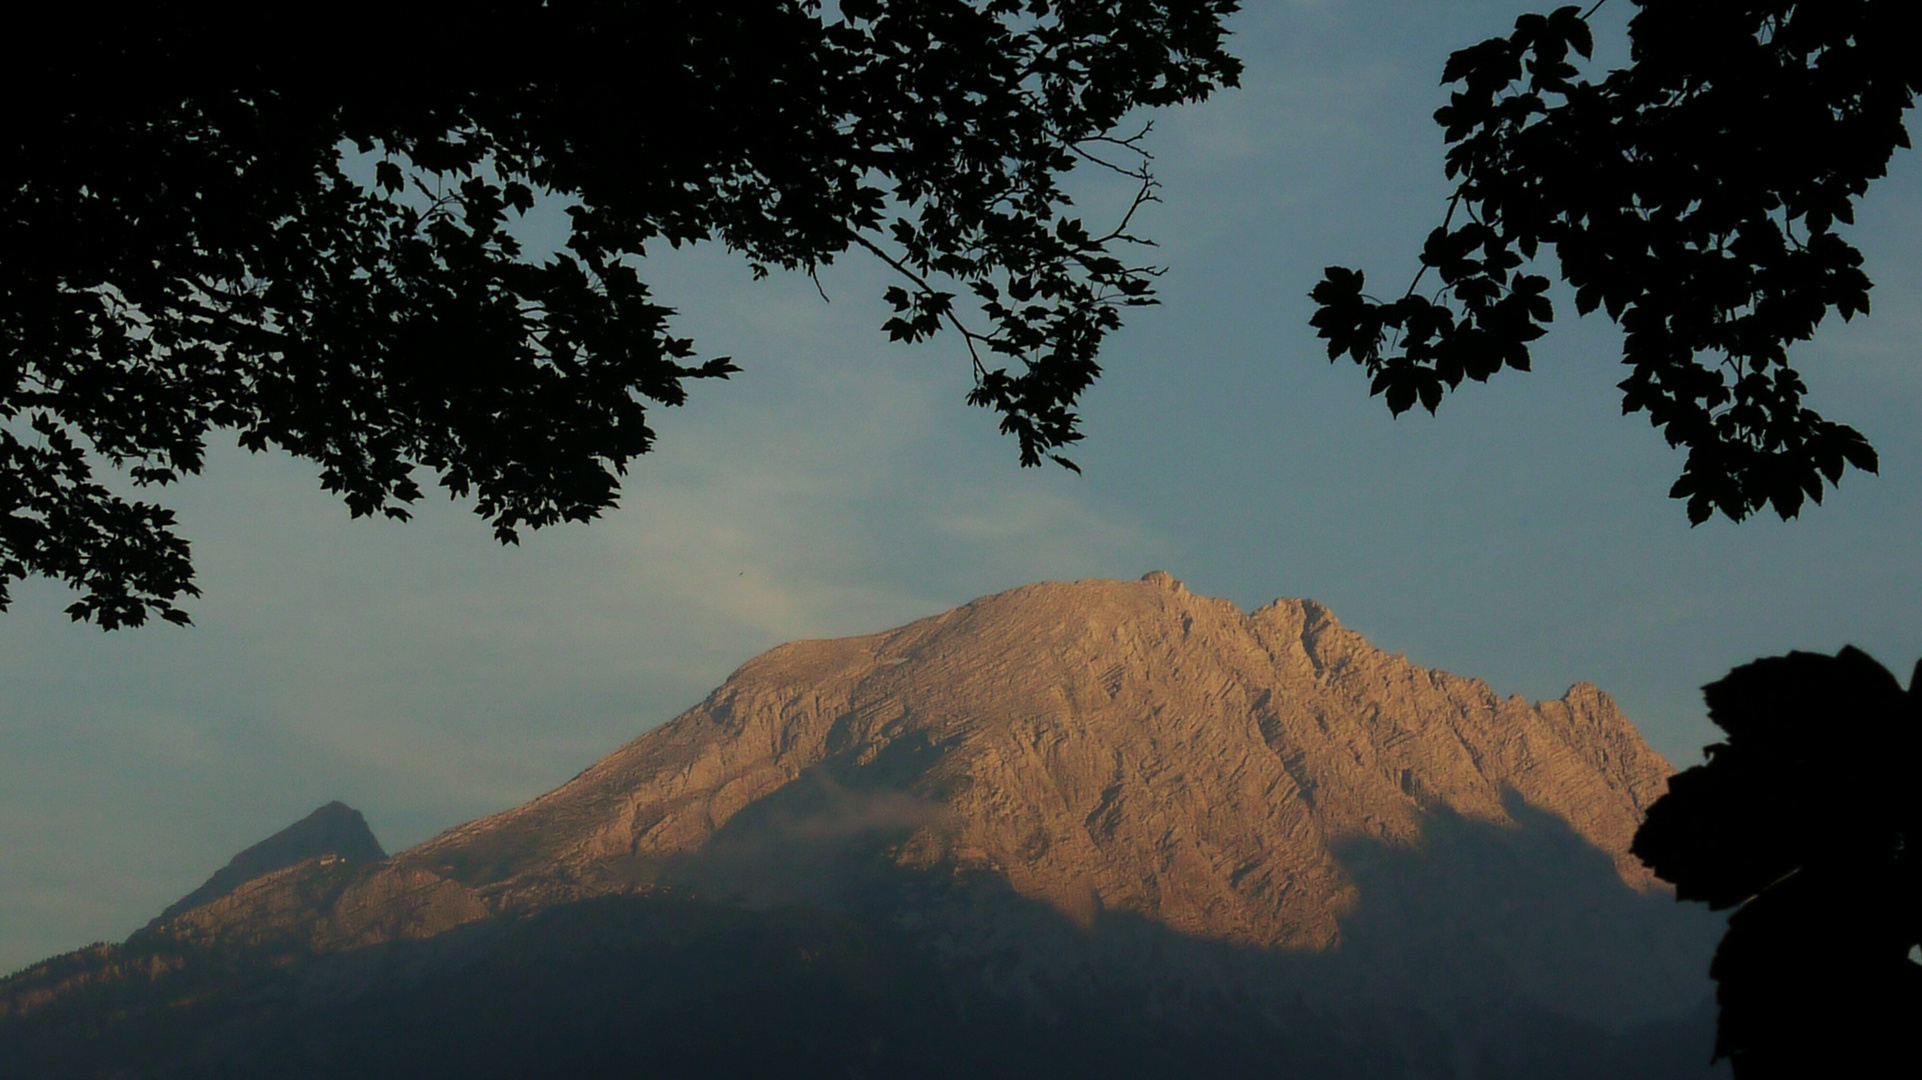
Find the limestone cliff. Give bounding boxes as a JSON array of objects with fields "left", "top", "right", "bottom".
[{"left": 403, "top": 572, "right": 1672, "bottom": 951}]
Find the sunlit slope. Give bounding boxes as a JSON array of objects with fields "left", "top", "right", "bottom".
[
  {"left": 408, "top": 572, "right": 1671, "bottom": 938},
  {"left": 1, "top": 574, "right": 1723, "bottom": 1078}
]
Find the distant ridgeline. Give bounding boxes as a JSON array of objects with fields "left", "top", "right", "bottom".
[
  {"left": 0, "top": 575, "right": 1726, "bottom": 1079},
  {"left": 145, "top": 801, "right": 388, "bottom": 928}
]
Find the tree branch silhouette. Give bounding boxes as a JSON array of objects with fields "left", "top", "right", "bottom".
[
  {"left": 1310, "top": 0, "right": 1912, "bottom": 525},
  {"left": 1324, "top": 4, "right": 1920, "bottom": 1076},
  {"left": 1, "top": 0, "right": 1241, "bottom": 626}
]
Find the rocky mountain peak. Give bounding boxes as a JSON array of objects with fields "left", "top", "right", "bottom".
[
  {"left": 1138, "top": 568, "right": 1187, "bottom": 592},
  {"left": 1, "top": 577, "right": 1725, "bottom": 1079},
  {"left": 148, "top": 801, "right": 386, "bottom": 928},
  {"left": 400, "top": 577, "right": 1674, "bottom": 950}
]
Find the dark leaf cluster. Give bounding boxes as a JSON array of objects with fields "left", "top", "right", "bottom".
[
  {"left": 1310, "top": 1, "right": 1915, "bottom": 523},
  {"left": 1631, "top": 647, "right": 1922, "bottom": 1077},
  {"left": 3, "top": 0, "right": 1240, "bottom": 625}
]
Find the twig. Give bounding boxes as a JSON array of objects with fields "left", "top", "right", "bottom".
[
  {"left": 846, "top": 231, "right": 995, "bottom": 380},
  {"left": 1402, "top": 191, "right": 1465, "bottom": 300},
  {"left": 1091, "top": 176, "right": 1161, "bottom": 246},
  {"left": 1070, "top": 143, "right": 1153, "bottom": 181}
]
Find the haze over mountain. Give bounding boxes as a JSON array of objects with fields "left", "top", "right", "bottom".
[
  {"left": 147, "top": 801, "right": 386, "bottom": 928},
  {"left": 0, "top": 575, "right": 1724, "bottom": 1078}
]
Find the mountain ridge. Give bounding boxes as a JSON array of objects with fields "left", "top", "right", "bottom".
[
  {"left": 394, "top": 573, "right": 1671, "bottom": 944},
  {"left": 0, "top": 573, "right": 1723, "bottom": 1078},
  {"left": 147, "top": 800, "right": 385, "bottom": 928}
]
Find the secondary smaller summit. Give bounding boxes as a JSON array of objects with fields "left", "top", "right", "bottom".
[{"left": 150, "top": 801, "right": 386, "bottom": 926}]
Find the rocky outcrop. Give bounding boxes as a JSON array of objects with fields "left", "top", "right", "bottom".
[
  {"left": 405, "top": 574, "right": 1672, "bottom": 944},
  {"left": 152, "top": 859, "right": 486, "bottom": 954}
]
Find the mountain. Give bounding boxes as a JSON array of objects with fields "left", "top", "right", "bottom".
[
  {"left": 0, "top": 574, "right": 1726, "bottom": 1078},
  {"left": 146, "top": 800, "right": 385, "bottom": 927}
]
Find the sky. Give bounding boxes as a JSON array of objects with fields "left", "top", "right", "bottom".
[{"left": 4, "top": 0, "right": 1918, "bottom": 975}]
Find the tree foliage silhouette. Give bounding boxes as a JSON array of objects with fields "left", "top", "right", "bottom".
[
  {"left": 1631, "top": 648, "right": 1922, "bottom": 1078},
  {"left": 1310, "top": 0, "right": 1914, "bottom": 524},
  {"left": 1309, "top": 3, "right": 1919, "bottom": 1074},
  {"left": 1, "top": 0, "right": 1240, "bottom": 627}
]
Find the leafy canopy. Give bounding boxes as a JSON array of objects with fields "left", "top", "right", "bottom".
[
  {"left": 1310, "top": 0, "right": 1915, "bottom": 524},
  {"left": 2, "top": 0, "right": 1241, "bottom": 627},
  {"left": 1304, "top": 5, "right": 1921, "bottom": 1074}
]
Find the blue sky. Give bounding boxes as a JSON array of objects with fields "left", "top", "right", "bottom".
[{"left": 4, "top": 0, "right": 1918, "bottom": 974}]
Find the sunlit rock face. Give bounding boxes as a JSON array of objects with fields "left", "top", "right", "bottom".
[{"left": 0, "top": 575, "right": 1724, "bottom": 1079}]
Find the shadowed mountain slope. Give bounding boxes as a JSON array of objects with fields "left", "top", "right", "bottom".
[
  {"left": 0, "top": 574, "right": 1724, "bottom": 1078},
  {"left": 149, "top": 801, "right": 385, "bottom": 927}
]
